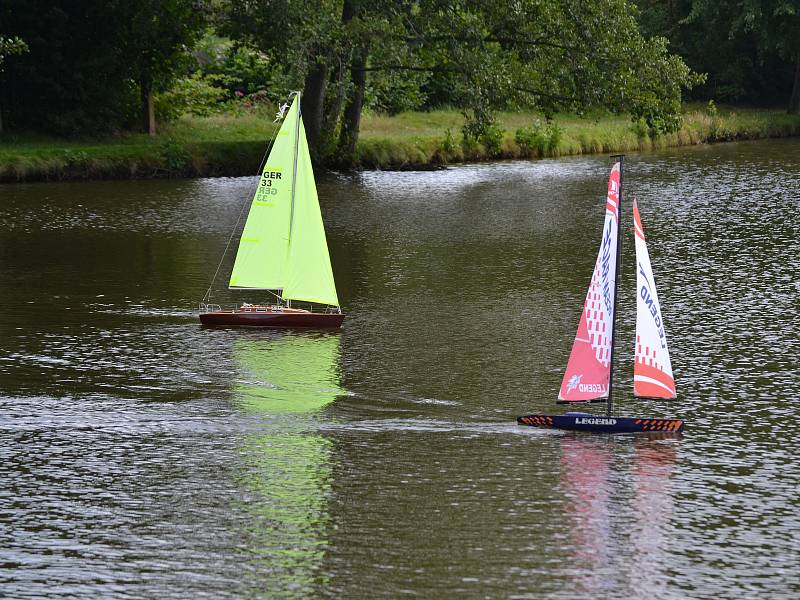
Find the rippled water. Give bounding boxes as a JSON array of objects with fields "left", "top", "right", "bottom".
[{"left": 1, "top": 139, "right": 799, "bottom": 598}]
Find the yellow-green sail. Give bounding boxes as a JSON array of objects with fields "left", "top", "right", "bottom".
[
  {"left": 229, "top": 93, "right": 340, "bottom": 308},
  {"left": 228, "top": 97, "right": 299, "bottom": 290},
  {"left": 281, "top": 116, "right": 340, "bottom": 307}
]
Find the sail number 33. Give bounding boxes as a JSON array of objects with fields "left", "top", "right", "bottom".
[{"left": 257, "top": 170, "right": 283, "bottom": 198}]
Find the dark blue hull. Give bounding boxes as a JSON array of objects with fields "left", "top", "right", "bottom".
[{"left": 517, "top": 412, "right": 684, "bottom": 433}]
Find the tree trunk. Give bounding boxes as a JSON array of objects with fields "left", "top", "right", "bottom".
[
  {"left": 141, "top": 78, "right": 156, "bottom": 136},
  {"left": 321, "top": 59, "right": 347, "bottom": 153},
  {"left": 301, "top": 62, "right": 328, "bottom": 161},
  {"left": 789, "top": 56, "right": 800, "bottom": 115},
  {"left": 319, "top": 0, "right": 358, "bottom": 160},
  {"left": 337, "top": 41, "right": 369, "bottom": 166}
]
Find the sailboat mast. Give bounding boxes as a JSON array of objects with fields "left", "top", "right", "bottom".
[
  {"left": 285, "top": 92, "right": 303, "bottom": 308},
  {"left": 606, "top": 154, "right": 624, "bottom": 416},
  {"left": 288, "top": 91, "right": 302, "bottom": 244}
]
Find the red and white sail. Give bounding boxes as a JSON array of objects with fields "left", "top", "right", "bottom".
[
  {"left": 633, "top": 200, "right": 676, "bottom": 398},
  {"left": 558, "top": 164, "right": 620, "bottom": 402}
]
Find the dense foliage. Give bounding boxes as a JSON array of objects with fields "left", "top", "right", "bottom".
[
  {"left": 0, "top": 0, "right": 204, "bottom": 135},
  {"left": 635, "top": 0, "right": 800, "bottom": 112},
  {"left": 5, "top": 0, "right": 797, "bottom": 156},
  {"left": 222, "top": 0, "right": 702, "bottom": 164}
]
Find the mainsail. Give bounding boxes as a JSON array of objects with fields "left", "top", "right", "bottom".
[
  {"left": 558, "top": 163, "right": 620, "bottom": 402},
  {"left": 229, "top": 97, "right": 299, "bottom": 290},
  {"left": 633, "top": 200, "right": 676, "bottom": 398}
]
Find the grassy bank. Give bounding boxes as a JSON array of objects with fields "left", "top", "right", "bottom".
[{"left": 2, "top": 106, "right": 800, "bottom": 182}]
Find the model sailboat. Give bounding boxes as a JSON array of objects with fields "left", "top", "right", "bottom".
[
  {"left": 517, "top": 156, "right": 684, "bottom": 433},
  {"left": 199, "top": 92, "right": 345, "bottom": 328}
]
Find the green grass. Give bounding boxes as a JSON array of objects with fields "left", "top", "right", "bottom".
[
  {"left": 357, "top": 105, "right": 800, "bottom": 168},
  {"left": 2, "top": 105, "right": 800, "bottom": 181}
]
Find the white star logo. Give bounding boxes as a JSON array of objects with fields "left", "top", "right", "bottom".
[{"left": 566, "top": 374, "right": 582, "bottom": 393}]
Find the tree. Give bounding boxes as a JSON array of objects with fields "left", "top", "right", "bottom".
[
  {"left": 687, "top": 0, "right": 800, "bottom": 114},
  {"left": 225, "top": 0, "right": 701, "bottom": 164},
  {"left": 112, "top": 0, "right": 206, "bottom": 135},
  {"left": 1, "top": 1, "right": 136, "bottom": 135},
  {"left": 636, "top": 0, "right": 800, "bottom": 112},
  {"left": 222, "top": 0, "right": 345, "bottom": 156},
  {"left": 1, "top": 1, "right": 205, "bottom": 136},
  {"left": 0, "top": 36, "right": 27, "bottom": 67}
]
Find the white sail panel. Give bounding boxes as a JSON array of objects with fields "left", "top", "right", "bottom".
[
  {"left": 633, "top": 200, "right": 676, "bottom": 398},
  {"left": 558, "top": 163, "right": 620, "bottom": 401}
]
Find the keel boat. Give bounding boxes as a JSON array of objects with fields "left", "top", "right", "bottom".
[
  {"left": 517, "top": 156, "right": 683, "bottom": 433},
  {"left": 199, "top": 92, "right": 344, "bottom": 328}
]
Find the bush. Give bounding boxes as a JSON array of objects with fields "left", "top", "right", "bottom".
[
  {"left": 218, "top": 89, "right": 275, "bottom": 116},
  {"left": 632, "top": 118, "right": 650, "bottom": 140},
  {"left": 462, "top": 115, "right": 505, "bottom": 157},
  {"left": 441, "top": 128, "right": 457, "bottom": 153},
  {"left": 479, "top": 123, "right": 505, "bottom": 157},
  {"left": 193, "top": 32, "right": 282, "bottom": 99},
  {"left": 515, "top": 119, "right": 563, "bottom": 157},
  {"left": 155, "top": 72, "right": 226, "bottom": 121},
  {"left": 158, "top": 138, "right": 190, "bottom": 172}
]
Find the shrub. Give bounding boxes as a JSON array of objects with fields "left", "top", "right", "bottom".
[
  {"left": 479, "top": 123, "right": 505, "bottom": 157},
  {"left": 158, "top": 138, "right": 190, "bottom": 172},
  {"left": 155, "top": 72, "right": 226, "bottom": 121},
  {"left": 632, "top": 118, "right": 650, "bottom": 140},
  {"left": 515, "top": 119, "right": 563, "bottom": 157}
]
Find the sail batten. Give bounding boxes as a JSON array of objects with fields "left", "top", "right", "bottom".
[
  {"left": 558, "top": 163, "right": 620, "bottom": 402},
  {"left": 633, "top": 200, "right": 676, "bottom": 398}
]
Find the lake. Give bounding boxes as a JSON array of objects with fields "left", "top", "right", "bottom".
[{"left": 1, "top": 139, "right": 798, "bottom": 598}]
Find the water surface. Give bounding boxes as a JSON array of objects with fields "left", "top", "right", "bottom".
[{"left": 1, "top": 139, "right": 798, "bottom": 598}]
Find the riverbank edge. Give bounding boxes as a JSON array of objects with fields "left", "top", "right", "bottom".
[{"left": 2, "top": 109, "right": 799, "bottom": 183}]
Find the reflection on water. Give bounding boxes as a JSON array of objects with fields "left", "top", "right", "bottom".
[
  {"left": 560, "top": 436, "right": 614, "bottom": 594},
  {"left": 631, "top": 440, "right": 677, "bottom": 585},
  {"left": 233, "top": 333, "right": 342, "bottom": 598},
  {"left": 558, "top": 435, "right": 679, "bottom": 597}
]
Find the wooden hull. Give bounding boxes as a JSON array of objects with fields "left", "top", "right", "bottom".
[
  {"left": 517, "top": 412, "right": 684, "bottom": 433},
  {"left": 199, "top": 310, "right": 344, "bottom": 328}
]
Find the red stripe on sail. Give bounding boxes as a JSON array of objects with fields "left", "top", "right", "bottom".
[
  {"left": 634, "top": 363, "right": 676, "bottom": 398},
  {"left": 633, "top": 199, "right": 645, "bottom": 240},
  {"left": 605, "top": 163, "right": 620, "bottom": 220}
]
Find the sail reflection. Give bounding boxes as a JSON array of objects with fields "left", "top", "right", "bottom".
[
  {"left": 560, "top": 436, "right": 614, "bottom": 594},
  {"left": 630, "top": 438, "right": 678, "bottom": 582},
  {"left": 233, "top": 333, "right": 342, "bottom": 597},
  {"left": 559, "top": 435, "right": 679, "bottom": 594}
]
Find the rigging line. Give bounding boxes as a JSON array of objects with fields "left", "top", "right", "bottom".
[{"left": 201, "top": 95, "right": 292, "bottom": 304}]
